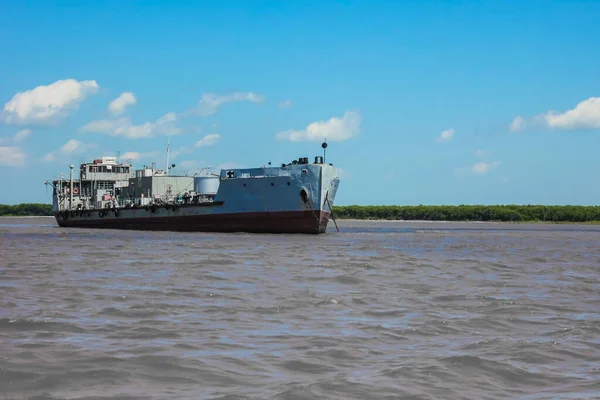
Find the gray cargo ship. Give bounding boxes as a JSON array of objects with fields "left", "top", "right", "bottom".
[{"left": 45, "top": 142, "right": 340, "bottom": 233}]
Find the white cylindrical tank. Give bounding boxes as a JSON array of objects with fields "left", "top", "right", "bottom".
[{"left": 194, "top": 176, "right": 220, "bottom": 195}]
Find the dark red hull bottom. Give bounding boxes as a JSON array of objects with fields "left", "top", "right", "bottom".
[{"left": 55, "top": 210, "right": 331, "bottom": 234}]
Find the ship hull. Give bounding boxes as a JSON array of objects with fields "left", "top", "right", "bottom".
[{"left": 54, "top": 208, "right": 331, "bottom": 234}]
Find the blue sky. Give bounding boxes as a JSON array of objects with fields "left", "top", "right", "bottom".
[{"left": 1, "top": 0, "right": 599, "bottom": 206}]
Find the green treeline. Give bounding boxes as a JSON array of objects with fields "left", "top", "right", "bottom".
[
  {"left": 0, "top": 203, "right": 54, "bottom": 216},
  {"left": 332, "top": 205, "right": 600, "bottom": 223},
  {"left": 2, "top": 203, "right": 600, "bottom": 223}
]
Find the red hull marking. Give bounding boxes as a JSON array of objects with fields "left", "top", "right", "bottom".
[{"left": 55, "top": 210, "right": 331, "bottom": 234}]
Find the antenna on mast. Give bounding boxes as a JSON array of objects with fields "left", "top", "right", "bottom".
[
  {"left": 165, "top": 136, "right": 171, "bottom": 176},
  {"left": 321, "top": 139, "right": 328, "bottom": 164}
]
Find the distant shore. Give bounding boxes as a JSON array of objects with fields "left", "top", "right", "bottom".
[
  {"left": 335, "top": 218, "right": 600, "bottom": 225},
  {"left": 0, "top": 215, "right": 55, "bottom": 218},
  {"left": 1, "top": 203, "right": 599, "bottom": 224},
  {"left": 332, "top": 205, "right": 600, "bottom": 224}
]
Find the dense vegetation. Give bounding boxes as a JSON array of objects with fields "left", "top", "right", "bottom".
[
  {"left": 2, "top": 203, "right": 600, "bottom": 223},
  {"left": 0, "top": 203, "right": 54, "bottom": 216},
  {"left": 332, "top": 205, "right": 600, "bottom": 223}
]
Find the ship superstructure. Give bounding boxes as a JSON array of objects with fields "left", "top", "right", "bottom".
[
  {"left": 51, "top": 156, "right": 135, "bottom": 213},
  {"left": 45, "top": 142, "right": 340, "bottom": 234}
]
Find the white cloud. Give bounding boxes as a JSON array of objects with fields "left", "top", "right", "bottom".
[
  {"left": 436, "top": 128, "right": 455, "bottom": 142},
  {"left": 14, "top": 129, "right": 31, "bottom": 142},
  {"left": 472, "top": 161, "right": 500, "bottom": 174},
  {"left": 81, "top": 118, "right": 125, "bottom": 134},
  {"left": 455, "top": 151, "right": 501, "bottom": 176},
  {"left": 169, "top": 146, "right": 192, "bottom": 160},
  {"left": 278, "top": 99, "right": 293, "bottom": 108},
  {"left": 120, "top": 151, "right": 160, "bottom": 162},
  {"left": 0, "top": 146, "right": 26, "bottom": 166},
  {"left": 61, "top": 139, "right": 84, "bottom": 154},
  {"left": 121, "top": 151, "right": 142, "bottom": 160},
  {"left": 276, "top": 110, "right": 361, "bottom": 142},
  {"left": 543, "top": 97, "right": 600, "bottom": 129},
  {"left": 475, "top": 149, "right": 490, "bottom": 159},
  {"left": 42, "top": 152, "right": 56, "bottom": 162},
  {"left": 108, "top": 92, "right": 136, "bottom": 115},
  {"left": 194, "top": 92, "right": 265, "bottom": 117},
  {"left": 0, "top": 129, "right": 31, "bottom": 145},
  {"left": 510, "top": 97, "right": 600, "bottom": 132},
  {"left": 509, "top": 116, "right": 524, "bottom": 132},
  {"left": 194, "top": 133, "right": 220, "bottom": 148},
  {"left": 43, "top": 138, "right": 95, "bottom": 162},
  {"left": 80, "top": 112, "right": 180, "bottom": 139},
  {"left": 1, "top": 79, "right": 99, "bottom": 125}
]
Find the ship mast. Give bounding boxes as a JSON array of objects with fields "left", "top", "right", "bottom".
[
  {"left": 165, "top": 136, "right": 171, "bottom": 176},
  {"left": 69, "top": 164, "right": 74, "bottom": 211}
]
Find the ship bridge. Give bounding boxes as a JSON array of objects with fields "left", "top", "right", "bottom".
[
  {"left": 81, "top": 157, "right": 134, "bottom": 181},
  {"left": 49, "top": 156, "right": 134, "bottom": 212}
]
